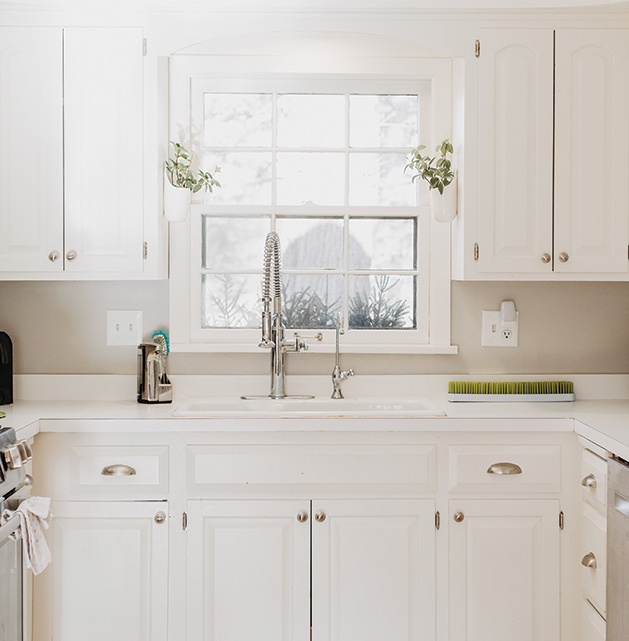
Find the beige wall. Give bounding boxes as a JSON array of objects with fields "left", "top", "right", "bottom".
[{"left": 2, "top": 279, "right": 627, "bottom": 375}]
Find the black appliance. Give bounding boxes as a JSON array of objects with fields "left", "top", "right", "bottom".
[{"left": 0, "top": 333, "right": 13, "bottom": 405}]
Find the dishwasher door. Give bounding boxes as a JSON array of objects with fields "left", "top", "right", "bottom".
[{"left": 607, "top": 457, "right": 629, "bottom": 641}]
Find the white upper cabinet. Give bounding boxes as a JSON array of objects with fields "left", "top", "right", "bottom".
[
  {"left": 554, "top": 30, "right": 629, "bottom": 274},
  {"left": 0, "top": 28, "right": 64, "bottom": 272},
  {"left": 477, "top": 29, "right": 554, "bottom": 274}
]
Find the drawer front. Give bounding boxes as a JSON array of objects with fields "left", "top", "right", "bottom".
[
  {"left": 448, "top": 444, "right": 561, "bottom": 493},
  {"left": 581, "top": 502, "right": 607, "bottom": 616},
  {"left": 581, "top": 448, "right": 608, "bottom": 512},
  {"left": 582, "top": 600, "right": 606, "bottom": 641},
  {"left": 187, "top": 444, "right": 437, "bottom": 494}
]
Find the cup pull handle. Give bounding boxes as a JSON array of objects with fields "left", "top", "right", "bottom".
[
  {"left": 101, "top": 464, "right": 137, "bottom": 477},
  {"left": 581, "top": 474, "right": 597, "bottom": 488},
  {"left": 487, "top": 462, "right": 523, "bottom": 475},
  {"left": 581, "top": 552, "right": 597, "bottom": 569}
]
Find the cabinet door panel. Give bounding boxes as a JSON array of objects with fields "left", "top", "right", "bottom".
[
  {"left": 449, "top": 499, "right": 559, "bottom": 641},
  {"left": 0, "top": 28, "right": 63, "bottom": 272},
  {"left": 64, "top": 27, "right": 143, "bottom": 273},
  {"left": 33, "top": 501, "right": 168, "bottom": 641},
  {"left": 554, "top": 30, "right": 629, "bottom": 273},
  {"left": 477, "top": 29, "right": 554, "bottom": 273},
  {"left": 187, "top": 500, "right": 310, "bottom": 641},
  {"left": 312, "top": 498, "right": 435, "bottom": 641}
]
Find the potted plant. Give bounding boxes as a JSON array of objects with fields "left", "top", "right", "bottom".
[
  {"left": 163, "top": 141, "right": 221, "bottom": 222},
  {"left": 405, "top": 138, "right": 457, "bottom": 222}
]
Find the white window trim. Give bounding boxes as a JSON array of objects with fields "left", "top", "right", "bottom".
[{"left": 168, "top": 52, "right": 456, "bottom": 355}]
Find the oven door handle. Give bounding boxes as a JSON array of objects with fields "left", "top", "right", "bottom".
[{"left": 0, "top": 513, "right": 20, "bottom": 542}]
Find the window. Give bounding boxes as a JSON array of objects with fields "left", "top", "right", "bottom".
[{"left": 169, "top": 51, "right": 455, "bottom": 354}]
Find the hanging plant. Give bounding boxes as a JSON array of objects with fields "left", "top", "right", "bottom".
[
  {"left": 405, "top": 139, "right": 454, "bottom": 194},
  {"left": 164, "top": 141, "right": 221, "bottom": 193}
]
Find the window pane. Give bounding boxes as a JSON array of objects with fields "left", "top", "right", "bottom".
[
  {"left": 348, "top": 275, "right": 415, "bottom": 329},
  {"left": 282, "top": 274, "right": 343, "bottom": 329},
  {"left": 277, "top": 153, "right": 344, "bottom": 205},
  {"left": 202, "top": 216, "right": 270, "bottom": 270},
  {"left": 277, "top": 94, "right": 345, "bottom": 148},
  {"left": 276, "top": 218, "right": 343, "bottom": 269},
  {"left": 204, "top": 93, "right": 272, "bottom": 147},
  {"left": 349, "top": 152, "right": 416, "bottom": 206},
  {"left": 349, "top": 218, "right": 416, "bottom": 270},
  {"left": 201, "top": 273, "right": 262, "bottom": 329},
  {"left": 205, "top": 152, "right": 272, "bottom": 205},
  {"left": 349, "top": 95, "right": 419, "bottom": 148}
]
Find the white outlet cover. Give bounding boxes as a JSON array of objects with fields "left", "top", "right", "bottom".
[
  {"left": 107, "top": 310, "right": 143, "bottom": 346},
  {"left": 481, "top": 310, "right": 519, "bottom": 347}
]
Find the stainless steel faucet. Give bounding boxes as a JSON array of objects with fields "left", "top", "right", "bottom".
[
  {"left": 249, "top": 232, "right": 311, "bottom": 399},
  {"left": 331, "top": 314, "right": 354, "bottom": 399}
]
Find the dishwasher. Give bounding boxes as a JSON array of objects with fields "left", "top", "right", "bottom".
[{"left": 607, "top": 456, "right": 629, "bottom": 640}]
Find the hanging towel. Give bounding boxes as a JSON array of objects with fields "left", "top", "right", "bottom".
[{"left": 1, "top": 496, "right": 52, "bottom": 575}]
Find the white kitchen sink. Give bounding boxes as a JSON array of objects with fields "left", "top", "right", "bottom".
[{"left": 172, "top": 397, "right": 446, "bottom": 418}]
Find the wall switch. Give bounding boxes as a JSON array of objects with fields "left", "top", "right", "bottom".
[
  {"left": 481, "top": 310, "right": 519, "bottom": 347},
  {"left": 107, "top": 310, "right": 143, "bottom": 346}
]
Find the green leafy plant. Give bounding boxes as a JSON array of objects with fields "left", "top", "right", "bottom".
[
  {"left": 405, "top": 138, "right": 454, "bottom": 195},
  {"left": 348, "top": 275, "right": 411, "bottom": 329},
  {"left": 164, "top": 141, "right": 221, "bottom": 194}
]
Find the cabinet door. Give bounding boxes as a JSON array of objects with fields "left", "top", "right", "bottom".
[
  {"left": 0, "top": 28, "right": 63, "bottom": 272},
  {"left": 33, "top": 500, "right": 168, "bottom": 641},
  {"left": 186, "top": 500, "right": 311, "bottom": 641},
  {"left": 477, "top": 29, "right": 554, "bottom": 273},
  {"left": 449, "top": 499, "right": 560, "bottom": 641},
  {"left": 554, "top": 30, "right": 629, "bottom": 274},
  {"left": 63, "top": 27, "right": 144, "bottom": 273},
  {"left": 311, "top": 498, "right": 435, "bottom": 641}
]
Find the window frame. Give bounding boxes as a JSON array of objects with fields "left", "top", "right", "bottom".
[{"left": 169, "top": 53, "right": 455, "bottom": 354}]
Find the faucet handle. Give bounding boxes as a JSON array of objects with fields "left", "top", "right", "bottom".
[
  {"left": 283, "top": 336, "right": 308, "bottom": 352},
  {"left": 258, "top": 339, "right": 275, "bottom": 349}
]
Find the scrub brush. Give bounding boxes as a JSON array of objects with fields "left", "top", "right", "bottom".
[{"left": 152, "top": 330, "right": 171, "bottom": 384}]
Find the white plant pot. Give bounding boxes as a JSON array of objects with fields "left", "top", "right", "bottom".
[
  {"left": 430, "top": 172, "right": 458, "bottom": 223},
  {"left": 163, "top": 172, "right": 190, "bottom": 223}
]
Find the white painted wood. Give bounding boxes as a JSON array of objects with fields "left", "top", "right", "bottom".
[
  {"left": 63, "top": 27, "right": 144, "bottom": 273},
  {"left": 0, "top": 27, "right": 63, "bottom": 272},
  {"left": 582, "top": 599, "right": 606, "bottom": 641},
  {"left": 33, "top": 500, "right": 168, "bottom": 641},
  {"left": 581, "top": 502, "right": 607, "bottom": 616},
  {"left": 581, "top": 447, "right": 608, "bottom": 512},
  {"left": 477, "top": 29, "right": 554, "bottom": 273},
  {"left": 186, "top": 499, "right": 311, "bottom": 641},
  {"left": 449, "top": 499, "right": 560, "bottom": 641},
  {"left": 311, "top": 498, "right": 435, "bottom": 641},
  {"left": 554, "top": 30, "right": 629, "bottom": 274},
  {"left": 448, "top": 444, "right": 561, "bottom": 493}
]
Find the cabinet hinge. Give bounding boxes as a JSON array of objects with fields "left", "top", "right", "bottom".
[
  {"left": 182, "top": 511, "right": 188, "bottom": 531},
  {"left": 559, "top": 511, "right": 564, "bottom": 530},
  {"left": 143, "top": 242, "right": 148, "bottom": 260},
  {"left": 435, "top": 511, "right": 440, "bottom": 531},
  {"left": 143, "top": 38, "right": 148, "bottom": 56},
  {"left": 475, "top": 39, "right": 480, "bottom": 58},
  {"left": 473, "top": 242, "right": 479, "bottom": 261},
  {"left": 627, "top": 245, "right": 628, "bottom": 260}
]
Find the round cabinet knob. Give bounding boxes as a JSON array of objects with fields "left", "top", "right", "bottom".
[
  {"left": 154, "top": 511, "right": 167, "bottom": 525},
  {"left": 541, "top": 253, "right": 551, "bottom": 264},
  {"left": 581, "top": 552, "right": 597, "bottom": 569},
  {"left": 314, "top": 511, "right": 326, "bottom": 523},
  {"left": 453, "top": 512, "right": 465, "bottom": 523},
  {"left": 48, "top": 250, "right": 60, "bottom": 263},
  {"left": 558, "top": 252, "right": 569, "bottom": 263},
  {"left": 297, "top": 511, "right": 309, "bottom": 523},
  {"left": 66, "top": 250, "right": 77, "bottom": 261},
  {"left": 581, "top": 474, "right": 597, "bottom": 488}
]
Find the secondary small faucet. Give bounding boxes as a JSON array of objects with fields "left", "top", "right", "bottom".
[
  {"left": 255, "top": 232, "right": 310, "bottom": 399},
  {"left": 331, "top": 313, "right": 354, "bottom": 399}
]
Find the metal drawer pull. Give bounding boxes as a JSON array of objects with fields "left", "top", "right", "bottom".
[
  {"left": 581, "top": 474, "right": 597, "bottom": 488},
  {"left": 297, "top": 511, "right": 309, "bottom": 523},
  {"left": 154, "top": 511, "right": 167, "bottom": 525},
  {"left": 581, "top": 552, "right": 598, "bottom": 569},
  {"left": 453, "top": 512, "right": 465, "bottom": 523},
  {"left": 101, "top": 464, "right": 137, "bottom": 477},
  {"left": 487, "top": 462, "right": 523, "bottom": 475},
  {"left": 314, "top": 511, "right": 326, "bottom": 523}
]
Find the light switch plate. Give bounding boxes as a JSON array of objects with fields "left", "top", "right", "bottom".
[
  {"left": 481, "top": 310, "right": 519, "bottom": 347},
  {"left": 107, "top": 310, "right": 143, "bottom": 346}
]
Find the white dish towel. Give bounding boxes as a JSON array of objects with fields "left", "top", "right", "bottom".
[{"left": 1, "top": 496, "right": 52, "bottom": 575}]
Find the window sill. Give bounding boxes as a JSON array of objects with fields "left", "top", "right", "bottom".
[{"left": 170, "top": 343, "right": 459, "bottom": 355}]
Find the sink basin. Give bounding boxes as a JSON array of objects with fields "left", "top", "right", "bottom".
[{"left": 172, "top": 397, "right": 446, "bottom": 418}]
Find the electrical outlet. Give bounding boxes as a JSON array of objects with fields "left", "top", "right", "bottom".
[
  {"left": 481, "top": 310, "right": 519, "bottom": 347},
  {"left": 107, "top": 310, "right": 143, "bottom": 346}
]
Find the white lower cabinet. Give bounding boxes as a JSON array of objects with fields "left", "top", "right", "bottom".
[
  {"left": 448, "top": 499, "right": 560, "bottom": 641},
  {"left": 186, "top": 498, "right": 436, "bottom": 641},
  {"left": 33, "top": 500, "right": 169, "bottom": 641}
]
